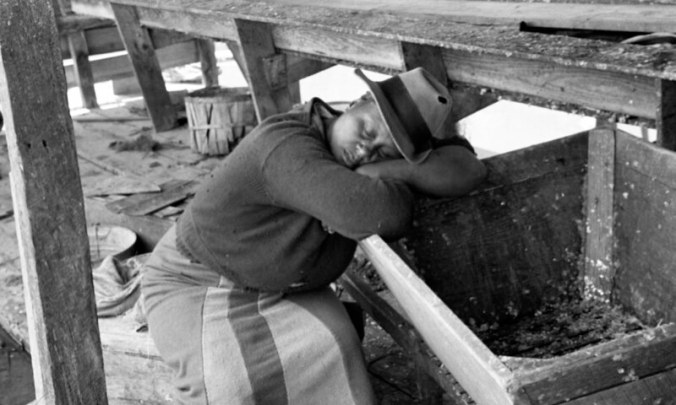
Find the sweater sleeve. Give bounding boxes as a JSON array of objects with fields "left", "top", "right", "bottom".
[{"left": 261, "top": 125, "right": 414, "bottom": 241}]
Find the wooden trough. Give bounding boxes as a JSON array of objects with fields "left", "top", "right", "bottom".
[{"left": 344, "top": 127, "right": 676, "bottom": 404}]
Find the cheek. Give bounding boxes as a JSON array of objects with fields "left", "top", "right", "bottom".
[{"left": 330, "top": 118, "right": 357, "bottom": 152}]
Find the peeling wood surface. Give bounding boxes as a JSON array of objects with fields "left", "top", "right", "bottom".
[
  {"left": 96, "top": 0, "right": 676, "bottom": 80},
  {"left": 613, "top": 133, "right": 676, "bottom": 325},
  {"left": 404, "top": 133, "right": 588, "bottom": 326}
]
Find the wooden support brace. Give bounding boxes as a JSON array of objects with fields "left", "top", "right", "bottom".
[
  {"left": 67, "top": 30, "right": 99, "bottom": 109},
  {"left": 196, "top": 38, "right": 219, "bottom": 88},
  {"left": 53, "top": 0, "right": 98, "bottom": 108},
  {"left": 234, "top": 19, "right": 299, "bottom": 121},
  {"left": 656, "top": 78, "right": 676, "bottom": 151},
  {"left": 0, "top": 0, "right": 108, "bottom": 403},
  {"left": 111, "top": 3, "right": 177, "bottom": 132},
  {"left": 583, "top": 128, "right": 616, "bottom": 303}
]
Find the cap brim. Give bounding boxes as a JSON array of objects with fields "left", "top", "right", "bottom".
[{"left": 354, "top": 69, "right": 431, "bottom": 164}]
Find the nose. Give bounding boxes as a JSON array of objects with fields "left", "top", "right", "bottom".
[{"left": 354, "top": 142, "right": 373, "bottom": 163}]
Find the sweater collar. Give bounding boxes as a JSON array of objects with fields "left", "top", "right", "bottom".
[{"left": 307, "top": 98, "right": 341, "bottom": 142}]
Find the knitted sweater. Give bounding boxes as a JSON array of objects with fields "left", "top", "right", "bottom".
[{"left": 176, "top": 99, "right": 414, "bottom": 292}]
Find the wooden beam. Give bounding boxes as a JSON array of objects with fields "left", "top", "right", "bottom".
[
  {"left": 340, "top": 269, "right": 465, "bottom": 404},
  {"left": 358, "top": 235, "right": 517, "bottom": 405},
  {"left": 583, "top": 128, "right": 616, "bottom": 302},
  {"left": 67, "top": 30, "right": 99, "bottom": 109},
  {"left": 111, "top": 3, "right": 177, "bottom": 131},
  {"left": 656, "top": 79, "right": 676, "bottom": 151},
  {"left": 0, "top": 0, "right": 108, "bottom": 403},
  {"left": 234, "top": 19, "right": 299, "bottom": 121},
  {"left": 196, "top": 38, "right": 219, "bottom": 88},
  {"left": 56, "top": 14, "right": 114, "bottom": 36},
  {"left": 63, "top": 40, "right": 199, "bottom": 88},
  {"left": 53, "top": 0, "right": 98, "bottom": 108}
]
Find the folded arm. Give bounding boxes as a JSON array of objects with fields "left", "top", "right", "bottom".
[{"left": 355, "top": 145, "right": 487, "bottom": 197}]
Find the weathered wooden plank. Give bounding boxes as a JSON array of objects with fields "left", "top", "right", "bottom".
[
  {"left": 565, "top": 367, "right": 676, "bottom": 405},
  {"left": 105, "top": 179, "right": 197, "bottom": 217},
  {"left": 405, "top": 133, "right": 588, "bottom": 325},
  {"left": 442, "top": 49, "right": 658, "bottom": 119},
  {"left": 516, "top": 324, "right": 676, "bottom": 405},
  {"left": 105, "top": 0, "right": 676, "bottom": 35},
  {"left": 67, "top": 30, "right": 99, "bottom": 109},
  {"left": 359, "top": 235, "right": 517, "bottom": 405},
  {"left": 111, "top": 3, "right": 177, "bottom": 132},
  {"left": 0, "top": 0, "right": 108, "bottom": 403},
  {"left": 196, "top": 38, "right": 219, "bottom": 88},
  {"left": 235, "top": 19, "right": 299, "bottom": 121},
  {"left": 64, "top": 40, "right": 198, "bottom": 88},
  {"left": 656, "top": 79, "right": 676, "bottom": 151},
  {"left": 612, "top": 133, "right": 676, "bottom": 325},
  {"left": 105, "top": 0, "right": 676, "bottom": 79},
  {"left": 340, "top": 269, "right": 469, "bottom": 404},
  {"left": 583, "top": 128, "right": 615, "bottom": 302},
  {"left": 57, "top": 14, "right": 114, "bottom": 35},
  {"left": 98, "top": 317, "right": 175, "bottom": 403},
  {"left": 106, "top": 0, "right": 669, "bottom": 121}
]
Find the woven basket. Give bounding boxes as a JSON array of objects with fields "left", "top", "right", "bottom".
[{"left": 185, "top": 87, "right": 257, "bottom": 156}]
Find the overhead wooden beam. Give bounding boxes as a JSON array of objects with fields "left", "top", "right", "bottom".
[
  {"left": 0, "top": 0, "right": 108, "bottom": 403},
  {"left": 111, "top": 3, "right": 177, "bottom": 131}
]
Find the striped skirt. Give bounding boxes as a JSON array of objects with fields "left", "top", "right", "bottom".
[{"left": 142, "top": 225, "right": 376, "bottom": 405}]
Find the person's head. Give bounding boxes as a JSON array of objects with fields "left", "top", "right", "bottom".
[{"left": 326, "top": 67, "right": 452, "bottom": 169}]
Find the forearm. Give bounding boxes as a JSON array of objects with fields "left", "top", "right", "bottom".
[{"left": 356, "top": 145, "right": 487, "bottom": 197}]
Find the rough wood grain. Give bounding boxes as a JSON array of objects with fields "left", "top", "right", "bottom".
[
  {"left": 235, "top": 19, "right": 299, "bottom": 120},
  {"left": 516, "top": 324, "right": 676, "bottom": 404},
  {"left": 67, "top": 30, "right": 99, "bottom": 109},
  {"left": 583, "top": 128, "right": 615, "bottom": 302},
  {"left": 656, "top": 79, "right": 676, "bottom": 150},
  {"left": 404, "top": 133, "right": 588, "bottom": 325},
  {"left": 613, "top": 133, "right": 676, "bottom": 324},
  {"left": 359, "top": 235, "right": 518, "bottom": 405},
  {"left": 111, "top": 3, "right": 177, "bottom": 132},
  {"left": 0, "top": 0, "right": 108, "bottom": 403}
]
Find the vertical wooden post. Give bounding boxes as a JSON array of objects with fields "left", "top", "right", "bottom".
[
  {"left": 656, "top": 78, "right": 676, "bottom": 151},
  {"left": 111, "top": 3, "right": 177, "bottom": 132},
  {"left": 197, "top": 38, "right": 219, "bottom": 88},
  {"left": 584, "top": 128, "right": 616, "bottom": 303},
  {"left": 0, "top": 0, "right": 108, "bottom": 404},
  {"left": 54, "top": 0, "right": 99, "bottom": 109},
  {"left": 234, "top": 19, "right": 299, "bottom": 121}
]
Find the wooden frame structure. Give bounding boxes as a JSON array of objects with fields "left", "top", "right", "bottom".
[
  {"left": 342, "top": 128, "right": 676, "bottom": 404},
  {"left": 1, "top": 0, "right": 676, "bottom": 403},
  {"left": 55, "top": 0, "right": 212, "bottom": 109},
  {"left": 74, "top": 0, "right": 676, "bottom": 148}
]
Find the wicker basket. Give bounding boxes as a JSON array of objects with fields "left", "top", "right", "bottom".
[{"left": 185, "top": 87, "right": 257, "bottom": 156}]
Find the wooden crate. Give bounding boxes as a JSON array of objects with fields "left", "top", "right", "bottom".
[{"left": 344, "top": 128, "right": 676, "bottom": 404}]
